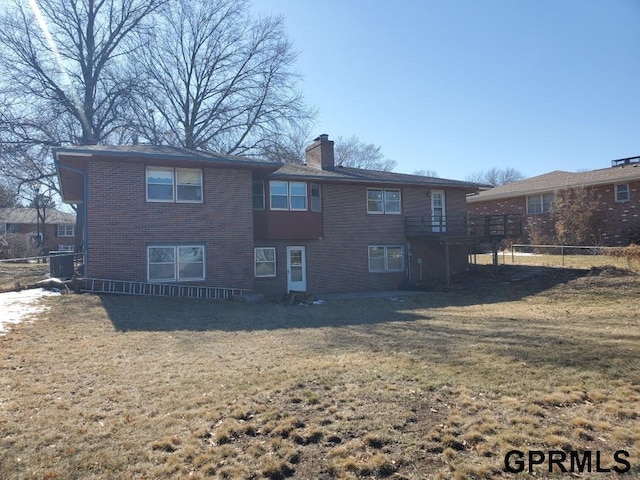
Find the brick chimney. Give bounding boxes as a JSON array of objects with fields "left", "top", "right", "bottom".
[{"left": 305, "top": 134, "right": 335, "bottom": 170}]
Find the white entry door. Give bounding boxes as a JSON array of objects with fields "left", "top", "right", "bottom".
[
  {"left": 286, "top": 246, "right": 307, "bottom": 292},
  {"left": 431, "top": 190, "right": 446, "bottom": 232}
]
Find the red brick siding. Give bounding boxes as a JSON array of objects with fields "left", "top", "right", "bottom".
[
  {"left": 254, "top": 185, "right": 471, "bottom": 295},
  {"left": 467, "top": 180, "right": 640, "bottom": 246},
  {"left": 9, "top": 223, "right": 74, "bottom": 252},
  {"left": 85, "top": 159, "right": 254, "bottom": 289}
]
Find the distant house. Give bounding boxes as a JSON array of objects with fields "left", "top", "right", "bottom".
[
  {"left": 467, "top": 156, "right": 640, "bottom": 246},
  {"left": 54, "top": 137, "right": 492, "bottom": 296},
  {"left": 0, "top": 207, "right": 76, "bottom": 253}
]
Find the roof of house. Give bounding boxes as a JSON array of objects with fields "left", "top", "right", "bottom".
[
  {"left": 467, "top": 164, "right": 640, "bottom": 203},
  {"left": 0, "top": 207, "right": 76, "bottom": 225},
  {"left": 270, "top": 163, "right": 488, "bottom": 190},
  {"left": 53, "top": 144, "right": 280, "bottom": 169}
]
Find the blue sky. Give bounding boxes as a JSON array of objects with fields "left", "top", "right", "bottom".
[{"left": 253, "top": 0, "right": 640, "bottom": 181}]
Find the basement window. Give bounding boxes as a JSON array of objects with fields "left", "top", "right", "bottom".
[{"left": 147, "top": 245, "right": 205, "bottom": 282}]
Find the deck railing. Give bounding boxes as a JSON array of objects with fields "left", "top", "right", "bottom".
[{"left": 405, "top": 214, "right": 522, "bottom": 239}]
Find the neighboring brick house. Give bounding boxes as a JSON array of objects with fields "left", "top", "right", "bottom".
[
  {"left": 0, "top": 207, "right": 76, "bottom": 254},
  {"left": 467, "top": 157, "right": 640, "bottom": 246},
  {"left": 54, "top": 138, "right": 485, "bottom": 295}
]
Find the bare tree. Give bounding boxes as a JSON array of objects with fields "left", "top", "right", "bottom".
[
  {"left": 466, "top": 167, "right": 525, "bottom": 186},
  {"left": 334, "top": 135, "right": 396, "bottom": 172},
  {"left": 0, "top": 0, "right": 167, "bottom": 249},
  {"left": 129, "top": 0, "right": 314, "bottom": 156},
  {"left": 0, "top": 182, "right": 17, "bottom": 207},
  {"left": 552, "top": 186, "right": 602, "bottom": 245}
]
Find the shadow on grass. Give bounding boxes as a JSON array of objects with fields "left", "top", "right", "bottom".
[{"left": 100, "top": 265, "right": 589, "bottom": 333}]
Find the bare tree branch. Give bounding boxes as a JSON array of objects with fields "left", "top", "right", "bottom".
[
  {"left": 334, "top": 135, "right": 397, "bottom": 172},
  {"left": 129, "top": 0, "right": 314, "bottom": 156}
]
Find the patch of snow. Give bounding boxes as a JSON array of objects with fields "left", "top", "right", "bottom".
[{"left": 0, "top": 288, "right": 60, "bottom": 336}]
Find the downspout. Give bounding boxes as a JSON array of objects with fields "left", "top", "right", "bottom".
[
  {"left": 406, "top": 242, "right": 412, "bottom": 287},
  {"left": 53, "top": 155, "right": 88, "bottom": 276}
]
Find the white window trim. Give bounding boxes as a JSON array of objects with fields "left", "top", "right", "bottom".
[
  {"left": 175, "top": 168, "right": 204, "bottom": 204},
  {"left": 526, "top": 192, "right": 554, "bottom": 215},
  {"left": 615, "top": 184, "right": 630, "bottom": 203},
  {"left": 289, "top": 182, "right": 308, "bottom": 211},
  {"left": 147, "top": 245, "right": 206, "bottom": 282},
  {"left": 254, "top": 247, "right": 277, "bottom": 278},
  {"left": 368, "top": 245, "right": 405, "bottom": 273},
  {"left": 385, "top": 190, "right": 401, "bottom": 214},
  {"left": 57, "top": 224, "right": 74, "bottom": 237},
  {"left": 146, "top": 167, "right": 203, "bottom": 204},
  {"left": 367, "top": 188, "right": 402, "bottom": 215},
  {"left": 58, "top": 245, "right": 74, "bottom": 252},
  {"left": 146, "top": 166, "right": 174, "bottom": 203},
  {"left": 269, "top": 181, "right": 308, "bottom": 211}
]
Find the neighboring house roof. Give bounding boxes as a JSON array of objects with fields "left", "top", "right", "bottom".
[
  {"left": 53, "top": 144, "right": 281, "bottom": 169},
  {"left": 271, "top": 163, "right": 488, "bottom": 191},
  {"left": 467, "top": 164, "right": 640, "bottom": 203},
  {"left": 0, "top": 207, "right": 76, "bottom": 225}
]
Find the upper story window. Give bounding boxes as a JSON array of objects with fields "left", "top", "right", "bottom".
[
  {"left": 57, "top": 224, "right": 74, "bottom": 237},
  {"left": 146, "top": 167, "right": 203, "bottom": 203},
  {"left": 367, "top": 188, "right": 401, "bottom": 214},
  {"left": 253, "top": 181, "right": 265, "bottom": 210},
  {"left": 616, "top": 184, "right": 630, "bottom": 203},
  {"left": 526, "top": 192, "right": 554, "bottom": 215},
  {"left": 270, "top": 181, "right": 307, "bottom": 211},
  {"left": 311, "top": 184, "right": 322, "bottom": 212}
]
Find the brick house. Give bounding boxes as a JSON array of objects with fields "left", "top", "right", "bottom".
[
  {"left": 467, "top": 156, "right": 640, "bottom": 246},
  {"left": 54, "top": 137, "right": 485, "bottom": 295},
  {"left": 0, "top": 207, "right": 76, "bottom": 254}
]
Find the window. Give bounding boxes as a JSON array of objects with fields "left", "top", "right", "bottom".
[
  {"left": 58, "top": 245, "right": 74, "bottom": 252},
  {"left": 311, "top": 184, "right": 322, "bottom": 212},
  {"left": 385, "top": 190, "right": 401, "bottom": 213},
  {"left": 368, "top": 245, "right": 404, "bottom": 272},
  {"left": 255, "top": 247, "right": 276, "bottom": 277},
  {"left": 57, "top": 224, "right": 74, "bottom": 237},
  {"left": 526, "top": 192, "right": 555, "bottom": 214},
  {"left": 176, "top": 169, "right": 203, "bottom": 202},
  {"left": 269, "top": 181, "right": 308, "bottom": 211},
  {"left": 290, "top": 182, "right": 307, "bottom": 210},
  {"left": 147, "top": 245, "right": 205, "bottom": 282},
  {"left": 253, "top": 181, "right": 265, "bottom": 210},
  {"left": 367, "top": 188, "right": 401, "bottom": 214},
  {"left": 0, "top": 223, "right": 6, "bottom": 236},
  {"left": 146, "top": 167, "right": 202, "bottom": 203},
  {"left": 616, "top": 184, "right": 630, "bottom": 203}
]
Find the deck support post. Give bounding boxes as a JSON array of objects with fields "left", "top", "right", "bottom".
[
  {"left": 444, "top": 241, "right": 451, "bottom": 287},
  {"left": 491, "top": 241, "right": 499, "bottom": 272}
]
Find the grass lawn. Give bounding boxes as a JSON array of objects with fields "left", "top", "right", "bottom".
[
  {"left": 1, "top": 265, "right": 639, "bottom": 479},
  {"left": 0, "top": 261, "right": 49, "bottom": 293}
]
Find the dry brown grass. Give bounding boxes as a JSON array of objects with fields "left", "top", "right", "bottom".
[
  {"left": 0, "top": 261, "right": 49, "bottom": 292},
  {"left": 1, "top": 265, "right": 639, "bottom": 479},
  {"left": 474, "top": 251, "right": 639, "bottom": 270}
]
